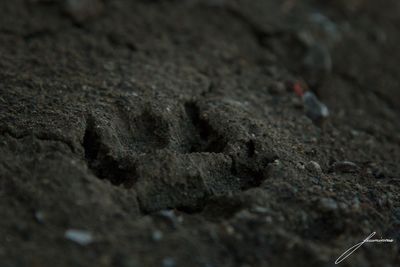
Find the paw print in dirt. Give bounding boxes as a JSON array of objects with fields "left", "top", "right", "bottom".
[{"left": 82, "top": 98, "right": 278, "bottom": 213}]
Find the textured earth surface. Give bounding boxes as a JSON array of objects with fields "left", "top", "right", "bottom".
[{"left": 1, "top": 0, "right": 400, "bottom": 266}]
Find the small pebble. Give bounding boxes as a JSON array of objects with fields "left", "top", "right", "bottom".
[
  {"left": 303, "top": 91, "right": 329, "bottom": 124},
  {"left": 319, "top": 198, "right": 338, "bottom": 211},
  {"left": 152, "top": 230, "right": 163, "bottom": 241},
  {"left": 224, "top": 224, "right": 235, "bottom": 235},
  {"left": 34, "top": 211, "right": 45, "bottom": 224},
  {"left": 296, "top": 162, "right": 305, "bottom": 170},
  {"left": 351, "top": 197, "right": 361, "bottom": 211},
  {"left": 65, "top": 229, "right": 93, "bottom": 246},
  {"left": 306, "top": 161, "right": 322, "bottom": 175},
  {"left": 162, "top": 257, "right": 176, "bottom": 267},
  {"left": 156, "top": 210, "right": 183, "bottom": 228},
  {"left": 251, "top": 206, "right": 270, "bottom": 214},
  {"left": 330, "top": 161, "right": 359, "bottom": 173}
]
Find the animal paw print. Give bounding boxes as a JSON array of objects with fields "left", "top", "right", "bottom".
[{"left": 82, "top": 99, "right": 277, "bottom": 213}]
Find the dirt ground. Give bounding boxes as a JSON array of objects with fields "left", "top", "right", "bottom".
[{"left": 0, "top": 0, "right": 399, "bottom": 266}]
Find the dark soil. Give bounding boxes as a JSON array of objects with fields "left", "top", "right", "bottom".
[{"left": 1, "top": 0, "right": 399, "bottom": 266}]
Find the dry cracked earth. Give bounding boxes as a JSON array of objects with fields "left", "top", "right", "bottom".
[{"left": 0, "top": 0, "right": 400, "bottom": 267}]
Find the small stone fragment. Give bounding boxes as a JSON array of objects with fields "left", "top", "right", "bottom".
[
  {"left": 223, "top": 223, "right": 235, "bottom": 235},
  {"left": 162, "top": 257, "right": 176, "bottom": 267},
  {"left": 65, "top": 229, "right": 93, "bottom": 246},
  {"left": 251, "top": 206, "right": 270, "bottom": 214},
  {"left": 156, "top": 209, "right": 183, "bottom": 228},
  {"left": 302, "top": 91, "right": 329, "bottom": 124},
  {"left": 351, "top": 197, "right": 361, "bottom": 211},
  {"left": 306, "top": 161, "right": 322, "bottom": 175},
  {"left": 34, "top": 211, "right": 45, "bottom": 224},
  {"left": 152, "top": 230, "right": 163, "bottom": 241},
  {"left": 319, "top": 198, "right": 338, "bottom": 211},
  {"left": 330, "top": 161, "right": 359, "bottom": 173},
  {"left": 296, "top": 162, "right": 305, "bottom": 170}
]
